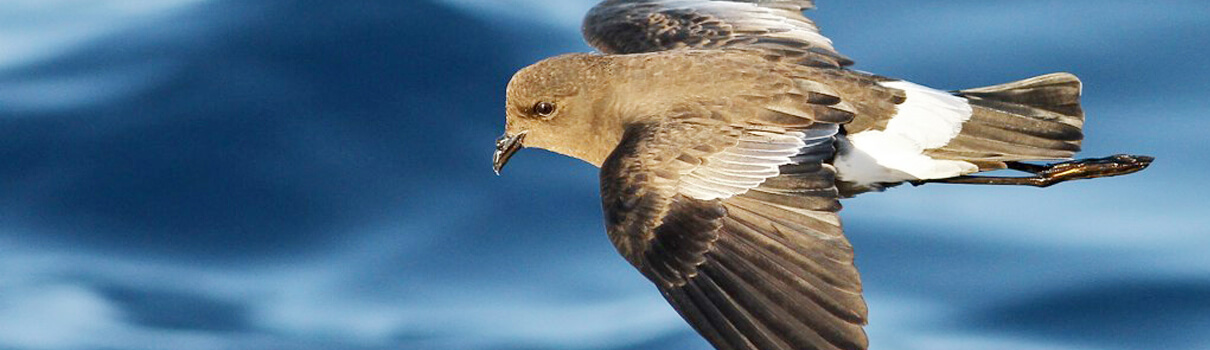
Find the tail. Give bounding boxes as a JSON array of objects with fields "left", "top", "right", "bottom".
[{"left": 924, "top": 73, "right": 1086, "bottom": 170}]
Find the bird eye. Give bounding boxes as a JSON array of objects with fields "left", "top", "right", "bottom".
[{"left": 532, "top": 101, "right": 556, "bottom": 117}]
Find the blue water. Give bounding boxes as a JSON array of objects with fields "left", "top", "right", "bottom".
[{"left": 1, "top": 1, "right": 1207, "bottom": 349}]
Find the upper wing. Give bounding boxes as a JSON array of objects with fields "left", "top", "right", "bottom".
[
  {"left": 583, "top": 0, "right": 852, "bottom": 68},
  {"left": 601, "top": 119, "right": 868, "bottom": 350}
]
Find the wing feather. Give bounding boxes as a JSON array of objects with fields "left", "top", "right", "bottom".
[
  {"left": 708, "top": 242, "right": 856, "bottom": 349},
  {"left": 601, "top": 119, "right": 867, "bottom": 350},
  {"left": 679, "top": 124, "right": 837, "bottom": 201},
  {"left": 583, "top": 0, "right": 852, "bottom": 68}
]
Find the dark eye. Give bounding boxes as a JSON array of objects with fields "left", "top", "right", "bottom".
[{"left": 532, "top": 101, "right": 556, "bottom": 117}]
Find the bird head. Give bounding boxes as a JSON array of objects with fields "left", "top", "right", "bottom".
[{"left": 495, "top": 53, "right": 617, "bottom": 174}]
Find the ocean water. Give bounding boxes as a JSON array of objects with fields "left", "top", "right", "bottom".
[{"left": 1, "top": 1, "right": 1207, "bottom": 349}]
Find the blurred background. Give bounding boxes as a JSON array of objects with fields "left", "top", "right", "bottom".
[{"left": 1, "top": 1, "right": 1207, "bottom": 349}]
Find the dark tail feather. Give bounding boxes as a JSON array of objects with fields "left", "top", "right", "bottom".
[
  {"left": 926, "top": 73, "right": 1086, "bottom": 169},
  {"left": 959, "top": 72, "right": 1085, "bottom": 121}
]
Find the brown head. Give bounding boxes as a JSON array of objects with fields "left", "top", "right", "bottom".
[{"left": 494, "top": 53, "right": 623, "bottom": 174}]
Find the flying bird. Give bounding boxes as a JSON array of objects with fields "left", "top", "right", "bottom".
[{"left": 493, "top": 1, "right": 1153, "bottom": 349}]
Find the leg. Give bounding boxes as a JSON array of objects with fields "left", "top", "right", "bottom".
[{"left": 912, "top": 154, "right": 1154, "bottom": 188}]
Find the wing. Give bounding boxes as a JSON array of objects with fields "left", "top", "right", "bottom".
[
  {"left": 601, "top": 119, "right": 868, "bottom": 350},
  {"left": 583, "top": 0, "right": 852, "bottom": 68}
]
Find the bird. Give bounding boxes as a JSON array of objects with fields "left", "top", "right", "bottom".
[{"left": 492, "top": 1, "right": 1153, "bottom": 349}]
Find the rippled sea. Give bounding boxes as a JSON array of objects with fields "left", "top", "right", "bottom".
[{"left": 1, "top": 1, "right": 1207, "bottom": 349}]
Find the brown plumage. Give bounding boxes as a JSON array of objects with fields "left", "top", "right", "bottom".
[{"left": 493, "top": 1, "right": 1152, "bottom": 350}]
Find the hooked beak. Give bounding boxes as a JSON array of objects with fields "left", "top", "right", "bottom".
[{"left": 493, "top": 131, "right": 527, "bottom": 175}]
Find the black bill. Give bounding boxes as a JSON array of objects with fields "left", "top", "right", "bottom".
[{"left": 493, "top": 131, "right": 526, "bottom": 175}]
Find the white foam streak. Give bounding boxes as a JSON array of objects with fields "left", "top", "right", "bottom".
[
  {"left": 433, "top": 0, "right": 597, "bottom": 30},
  {"left": 0, "top": 0, "right": 207, "bottom": 70}
]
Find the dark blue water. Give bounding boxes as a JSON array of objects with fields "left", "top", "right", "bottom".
[{"left": 1, "top": 1, "right": 1207, "bottom": 349}]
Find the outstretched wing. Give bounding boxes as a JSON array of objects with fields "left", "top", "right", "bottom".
[
  {"left": 601, "top": 118, "right": 868, "bottom": 350},
  {"left": 583, "top": 0, "right": 852, "bottom": 68}
]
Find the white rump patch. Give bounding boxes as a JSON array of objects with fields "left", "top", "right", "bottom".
[
  {"left": 834, "top": 81, "right": 978, "bottom": 185},
  {"left": 679, "top": 126, "right": 836, "bottom": 201}
]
